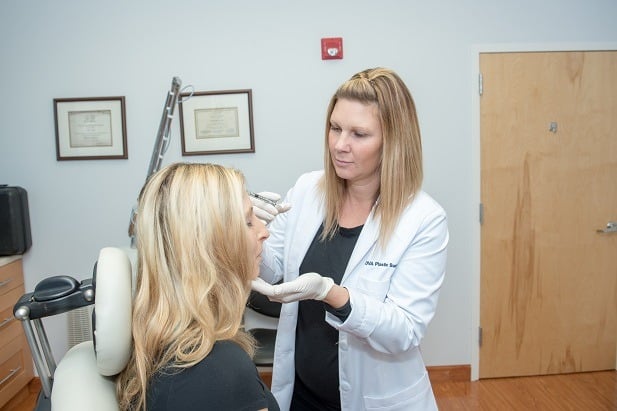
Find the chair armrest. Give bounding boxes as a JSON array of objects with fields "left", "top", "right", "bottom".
[{"left": 13, "top": 275, "right": 94, "bottom": 320}]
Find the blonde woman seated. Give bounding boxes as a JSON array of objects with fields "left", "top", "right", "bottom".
[{"left": 116, "top": 162, "right": 279, "bottom": 411}]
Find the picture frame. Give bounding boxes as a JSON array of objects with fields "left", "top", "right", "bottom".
[
  {"left": 54, "top": 96, "right": 128, "bottom": 161},
  {"left": 179, "top": 89, "right": 255, "bottom": 155}
]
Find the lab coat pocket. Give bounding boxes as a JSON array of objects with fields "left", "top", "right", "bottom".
[
  {"left": 356, "top": 275, "right": 390, "bottom": 301},
  {"left": 363, "top": 372, "right": 435, "bottom": 410}
]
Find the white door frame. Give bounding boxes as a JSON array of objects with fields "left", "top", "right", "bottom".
[{"left": 470, "top": 42, "right": 617, "bottom": 381}]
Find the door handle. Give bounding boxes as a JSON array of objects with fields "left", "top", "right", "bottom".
[{"left": 596, "top": 221, "right": 617, "bottom": 233}]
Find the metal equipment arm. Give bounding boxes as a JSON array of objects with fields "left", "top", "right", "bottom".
[{"left": 128, "top": 77, "right": 182, "bottom": 244}]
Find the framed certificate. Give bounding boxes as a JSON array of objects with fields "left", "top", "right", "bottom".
[
  {"left": 54, "top": 96, "right": 128, "bottom": 160},
  {"left": 178, "top": 89, "right": 254, "bottom": 155}
]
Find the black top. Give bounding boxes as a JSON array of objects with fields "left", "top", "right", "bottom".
[
  {"left": 292, "top": 224, "right": 362, "bottom": 411},
  {"left": 147, "top": 340, "right": 280, "bottom": 411}
]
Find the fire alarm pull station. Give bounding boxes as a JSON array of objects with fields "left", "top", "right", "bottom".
[{"left": 321, "top": 37, "right": 343, "bottom": 60}]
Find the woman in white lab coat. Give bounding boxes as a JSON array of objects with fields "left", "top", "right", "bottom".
[{"left": 251, "top": 67, "right": 449, "bottom": 411}]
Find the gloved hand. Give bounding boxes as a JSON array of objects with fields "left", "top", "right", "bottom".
[
  {"left": 251, "top": 273, "right": 334, "bottom": 303},
  {"left": 250, "top": 191, "right": 292, "bottom": 224}
]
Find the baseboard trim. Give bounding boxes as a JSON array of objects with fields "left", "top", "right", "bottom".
[{"left": 427, "top": 364, "right": 471, "bottom": 383}]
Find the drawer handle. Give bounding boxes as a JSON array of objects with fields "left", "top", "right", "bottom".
[
  {"left": 0, "top": 317, "right": 13, "bottom": 329},
  {"left": 0, "top": 366, "right": 21, "bottom": 386},
  {"left": 0, "top": 278, "right": 13, "bottom": 288}
]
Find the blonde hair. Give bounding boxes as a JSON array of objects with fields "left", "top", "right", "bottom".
[
  {"left": 116, "top": 162, "right": 255, "bottom": 410},
  {"left": 320, "top": 67, "right": 423, "bottom": 247}
]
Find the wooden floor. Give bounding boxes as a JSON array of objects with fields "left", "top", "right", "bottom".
[
  {"left": 3, "top": 370, "right": 616, "bottom": 410},
  {"left": 433, "top": 370, "right": 617, "bottom": 410}
]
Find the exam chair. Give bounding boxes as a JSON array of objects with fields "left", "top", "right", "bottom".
[{"left": 13, "top": 247, "right": 133, "bottom": 411}]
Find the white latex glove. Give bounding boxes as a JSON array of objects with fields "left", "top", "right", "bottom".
[
  {"left": 251, "top": 273, "right": 334, "bottom": 303},
  {"left": 251, "top": 277, "right": 276, "bottom": 295},
  {"left": 250, "top": 191, "right": 292, "bottom": 224}
]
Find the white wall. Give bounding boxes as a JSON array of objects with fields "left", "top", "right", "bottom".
[{"left": 1, "top": 0, "right": 616, "bottom": 368}]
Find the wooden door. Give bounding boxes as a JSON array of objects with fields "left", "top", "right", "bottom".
[{"left": 479, "top": 51, "right": 617, "bottom": 378}]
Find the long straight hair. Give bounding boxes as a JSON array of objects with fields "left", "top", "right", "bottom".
[
  {"left": 320, "top": 67, "right": 423, "bottom": 247},
  {"left": 117, "top": 162, "right": 255, "bottom": 410}
]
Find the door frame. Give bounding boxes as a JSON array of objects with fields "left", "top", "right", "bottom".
[{"left": 471, "top": 42, "right": 617, "bottom": 381}]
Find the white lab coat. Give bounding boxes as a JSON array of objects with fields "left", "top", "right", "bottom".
[{"left": 260, "top": 170, "right": 448, "bottom": 411}]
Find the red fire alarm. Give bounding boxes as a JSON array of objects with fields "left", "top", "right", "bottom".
[{"left": 321, "top": 37, "right": 343, "bottom": 60}]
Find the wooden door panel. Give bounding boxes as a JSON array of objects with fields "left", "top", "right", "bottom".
[{"left": 480, "top": 51, "right": 617, "bottom": 378}]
